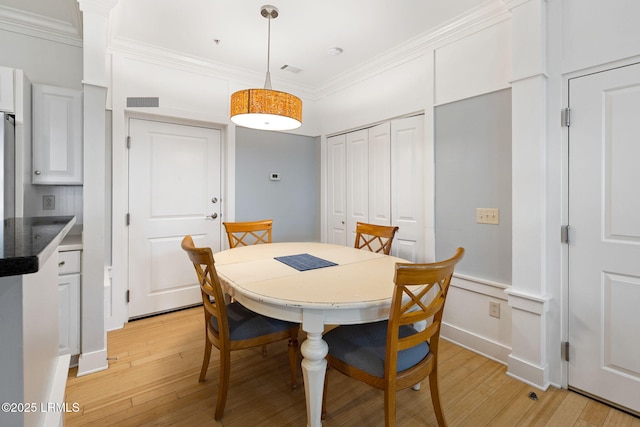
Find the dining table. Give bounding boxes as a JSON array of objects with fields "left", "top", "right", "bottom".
[{"left": 213, "top": 241, "right": 408, "bottom": 427}]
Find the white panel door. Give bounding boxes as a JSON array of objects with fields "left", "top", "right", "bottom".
[
  {"left": 346, "top": 129, "right": 369, "bottom": 244},
  {"left": 391, "top": 115, "right": 425, "bottom": 262},
  {"left": 128, "top": 118, "right": 222, "bottom": 318},
  {"left": 327, "top": 134, "right": 347, "bottom": 245},
  {"left": 568, "top": 63, "right": 640, "bottom": 414},
  {"left": 368, "top": 122, "right": 392, "bottom": 227}
]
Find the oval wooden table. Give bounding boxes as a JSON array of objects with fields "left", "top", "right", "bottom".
[{"left": 214, "top": 242, "right": 407, "bottom": 427}]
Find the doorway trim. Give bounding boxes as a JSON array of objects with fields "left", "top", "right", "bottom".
[{"left": 108, "top": 110, "right": 234, "bottom": 331}]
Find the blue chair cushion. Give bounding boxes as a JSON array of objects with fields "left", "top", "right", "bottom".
[
  {"left": 211, "top": 302, "right": 297, "bottom": 341},
  {"left": 324, "top": 321, "right": 430, "bottom": 378}
]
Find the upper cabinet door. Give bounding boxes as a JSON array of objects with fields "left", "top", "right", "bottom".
[
  {"left": 32, "top": 84, "right": 82, "bottom": 185},
  {"left": 0, "top": 66, "right": 14, "bottom": 113}
]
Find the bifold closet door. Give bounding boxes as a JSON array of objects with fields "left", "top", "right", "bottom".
[{"left": 391, "top": 115, "right": 425, "bottom": 262}]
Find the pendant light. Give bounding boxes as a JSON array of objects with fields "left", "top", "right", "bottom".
[{"left": 230, "top": 5, "right": 302, "bottom": 131}]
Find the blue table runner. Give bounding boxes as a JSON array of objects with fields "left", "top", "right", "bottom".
[{"left": 274, "top": 253, "right": 337, "bottom": 271}]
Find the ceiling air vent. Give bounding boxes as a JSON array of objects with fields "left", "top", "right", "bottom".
[
  {"left": 126, "top": 97, "right": 159, "bottom": 108},
  {"left": 280, "top": 65, "right": 302, "bottom": 74}
]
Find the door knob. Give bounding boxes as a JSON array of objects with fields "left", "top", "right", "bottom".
[
  {"left": 209, "top": 213, "right": 218, "bottom": 219},
  {"left": 34, "top": 170, "right": 41, "bottom": 175}
]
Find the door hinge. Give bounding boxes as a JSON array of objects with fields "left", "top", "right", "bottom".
[
  {"left": 561, "top": 108, "right": 571, "bottom": 127},
  {"left": 561, "top": 341, "right": 569, "bottom": 362},
  {"left": 126, "top": 290, "right": 130, "bottom": 303},
  {"left": 561, "top": 225, "right": 570, "bottom": 244},
  {"left": 125, "top": 213, "right": 130, "bottom": 226},
  {"left": 126, "top": 136, "right": 131, "bottom": 149}
]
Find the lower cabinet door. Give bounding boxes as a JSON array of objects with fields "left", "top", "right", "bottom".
[{"left": 58, "top": 273, "right": 80, "bottom": 355}]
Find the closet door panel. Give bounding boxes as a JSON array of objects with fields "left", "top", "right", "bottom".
[
  {"left": 327, "top": 134, "right": 347, "bottom": 245},
  {"left": 391, "top": 116, "right": 425, "bottom": 262},
  {"left": 346, "top": 129, "right": 369, "bottom": 244},
  {"left": 368, "top": 122, "right": 392, "bottom": 226}
]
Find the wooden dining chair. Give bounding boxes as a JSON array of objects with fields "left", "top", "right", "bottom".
[
  {"left": 354, "top": 222, "right": 400, "bottom": 255},
  {"left": 181, "top": 235, "right": 299, "bottom": 420},
  {"left": 223, "top": 219, "right": 273, "bottom": 248},
  {"left": 321, "top": 247, "right": 465, "bottom": 427}
]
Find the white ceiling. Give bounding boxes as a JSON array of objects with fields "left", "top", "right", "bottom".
[{"left": 1, "top": 0, "right": 490, "bottom": 89}]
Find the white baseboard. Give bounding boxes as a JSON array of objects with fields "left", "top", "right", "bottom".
[
  {"left": 42, "top": 354, "right": 70, "bottom": 427},
  {"left": 441, "top": 322, "right": 511, "bottom": 364},
  {"left": 76, "top": 348, "right": 108, "bottom": 376},
  {"left": 506, "top": 354, "right": 550, "bottom": 390}
]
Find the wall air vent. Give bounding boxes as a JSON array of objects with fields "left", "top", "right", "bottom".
[{"left": 126, "top": 97, "right": 159, "bottom": 108}]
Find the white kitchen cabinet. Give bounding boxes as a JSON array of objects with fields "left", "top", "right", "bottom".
[
  {"left": 0, "top": 66, "right": 14, "bottom": 112},
  {"left": 32, "top": 84, "right": 83, "bottom": 185},
  {"left": 326, "top": 115, "right": 425, "bottom": 262},
  {"left": 58, "top": 250, "right": 81, "bottom": 356}
]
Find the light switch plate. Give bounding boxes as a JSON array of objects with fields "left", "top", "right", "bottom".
[
  {"left": 476, "top": 208, "right": 499, "bottom": 225},
  {"left": 489, "top": 301, "right": 501, "bottom": 318}
]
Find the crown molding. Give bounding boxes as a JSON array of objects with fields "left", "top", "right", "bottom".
[
  {"left": 78, "top": 0, "right": 119, "bottom": 16},
  {"left": 106, "top": 0, "right": 509, "bottom": 103},
  {"left": 315, "top": 0, "right": 511, "bottom": 98},
  {"left": 108, "top": 36, "right": 317, "bottom": 100},
  {"left": 0, "top": 4, "right": 82, "bottom": 47}
]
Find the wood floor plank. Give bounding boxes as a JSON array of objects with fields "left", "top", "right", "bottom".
[
  {"left": 515, "top": 386, "right": 569, "bottom": 426},
  {"left": 580, "top": 398, "right": 613, "bottom": 426},
  {"left": 64, "top": 307, "right": 639, "bottom": 426},
  {"left": 603, "top": 408, "right": 639, "bottom": 427},
  {"left": 457, "top": 373, "right": 528, "bottom": 425},
  {"left": 542, "top": 388, "right": 590, "bottom": 426}
]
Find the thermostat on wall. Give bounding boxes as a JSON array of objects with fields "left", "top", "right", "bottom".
[{"left": 269, "top": 172, "right": 281, "bottom": 181}]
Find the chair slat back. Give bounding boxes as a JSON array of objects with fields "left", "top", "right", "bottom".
[
  {"left": 354, "top": 222, "right": 399, "bottom": 255},
  {"left": 223, "top": 220, "right": 273, "bottom": 248},
  {"left": 181, "top": 235, "right": 229, "bottom": 343},
  {"left": 386, "top": 248, "right": 464, "bottom": 372}
]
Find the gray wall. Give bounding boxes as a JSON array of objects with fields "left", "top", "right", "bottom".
[
  {"left": 235, "top": 128, "right": 321, "bottom": 242},
  {"left": 435, "top": 88, "right": 512, "bottom": 284}
]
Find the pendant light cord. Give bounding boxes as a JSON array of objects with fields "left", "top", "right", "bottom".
[{"left": 264, "top": 13, "right": 273, "bottom": 90}]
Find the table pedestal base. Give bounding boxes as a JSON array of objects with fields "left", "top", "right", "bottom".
[{"left": 301, "top": 330, "right": 328, "bottom": 427}]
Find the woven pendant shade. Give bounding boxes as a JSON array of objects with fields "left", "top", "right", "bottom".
[
  {"left": 229, "top": 5, "right": 302, "bottom": 131},
  {"left": 230, "top": 88, "right": 302, "bottom": 131}
]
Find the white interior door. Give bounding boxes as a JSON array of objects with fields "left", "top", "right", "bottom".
[
  {"left": 346, "top": 129, "right": 369, "bottom": 243},
  {"left": 128, "top": 118, "right": 222, "bottom": 318},
  {"left": 568, "top": 63, "right": 640, "bottom": 414},
  {"left": 327, "top": 134, "right": 347, "bottom": 245},
  {"left": 391, "top": 115, "right": 425, "bottom": 262},
  {"left": 368, "top": 122, "right": 392, "bottom": 227}
]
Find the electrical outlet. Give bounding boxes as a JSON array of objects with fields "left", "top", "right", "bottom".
[
  {"left": 43, "top": 195, "right": 55, "bottom": 210},
  {"left": 489, "top": 301, "right": 501, "bottom": 318},
  {"left": 476, "top": 208, "right": 500, "bottom": 225}
]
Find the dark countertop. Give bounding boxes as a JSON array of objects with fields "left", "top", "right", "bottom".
[{"left": 0, "top": 216, "right": 76, "bottom": 277}]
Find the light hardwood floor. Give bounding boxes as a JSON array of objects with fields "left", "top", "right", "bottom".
[{"left": 65, "top": 307, "right": 639, "bottom": 426}]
